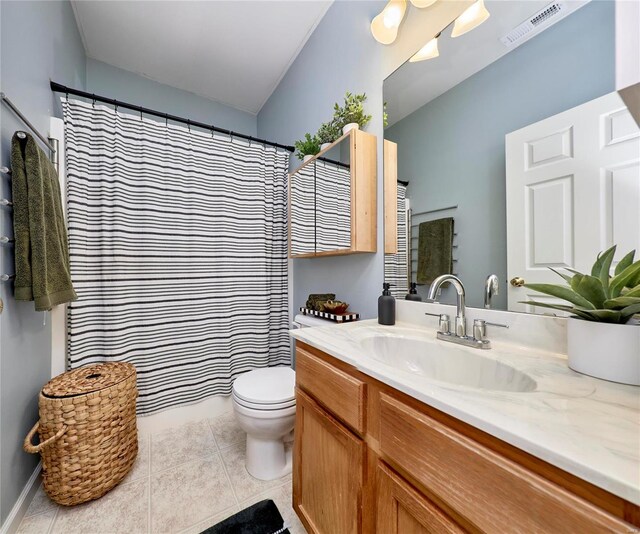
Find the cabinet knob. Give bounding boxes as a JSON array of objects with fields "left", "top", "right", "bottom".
[{"left": 510, "top": 277, "right": 525, "bottom": 287}]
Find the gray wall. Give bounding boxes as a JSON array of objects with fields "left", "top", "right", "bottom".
[
  {"left": 385, "top": 1, "right": 615, "bottom": 309},
  {"left": 257, "top": 0, "right": 471, "bottom": 319},
  {"left": 0, "top": 0, "right": 86, "bottom": 524},
  {"left": 86, "top": 59, "right": 257, "bottom": 136},
  {"left": 258, "top": 1, "right": 386, "bottom": 319}
]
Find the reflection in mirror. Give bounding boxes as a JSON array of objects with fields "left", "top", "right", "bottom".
[
  {"left": 316, "top": 157, "right": 351, "bottom": 252},
  {"left": 290, "top": 134, "right": 352, "bottom": 256},
  {"left": 290, "top": 161, "right": 315, "bottom": 256},
  {"left": 383, "top": 0, "right": 640, "bottom": 312}
]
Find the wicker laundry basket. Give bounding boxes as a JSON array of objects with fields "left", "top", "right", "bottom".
[{"left": 23, "top": 362, "right": 138, "bottom": 506}]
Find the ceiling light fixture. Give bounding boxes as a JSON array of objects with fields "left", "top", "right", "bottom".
[
  {"left": 409, "top": 0, "right": 438, "bottom": 8},
  {"left": 409, "top": 33, "right": 440, "bottom": 62},
  {"left": 371, "top": 0, "right": 408, "bottom": 45},
  {"left": 451, "top": 0, "right": 490, "bottom": 38}
]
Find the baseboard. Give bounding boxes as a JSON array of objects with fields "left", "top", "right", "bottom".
[
  {"left": 0, "top": 463, "right": 41, "bottom": 534},
  {"left": 136, "top": 395, "right": 233, "bottom": 436}
]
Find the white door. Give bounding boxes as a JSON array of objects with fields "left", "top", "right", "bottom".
[{"left": 506, "top": 91, "right": 640, "bottom": 312}]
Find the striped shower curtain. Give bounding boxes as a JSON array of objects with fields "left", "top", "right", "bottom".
[
  {"left": 384, "top": 183, "right": 408, "bottom": 299},
  {"left": 63, "top": 99, "right": 290, "bottom": 415}
]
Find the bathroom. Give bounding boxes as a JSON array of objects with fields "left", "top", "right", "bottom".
[{"left": 0, "top": 0, "right": 638, "bottom": 532}]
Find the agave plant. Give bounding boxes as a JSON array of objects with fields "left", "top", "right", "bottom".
[{"left": 522, "top": 246, "right": 640, "bottom": 324}]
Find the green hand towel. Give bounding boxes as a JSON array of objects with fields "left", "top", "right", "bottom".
[
  {"left": 417, "top": 217, "right": 454, "bottom": 285},
  {"left": 11, "top": 133, "right": 77, "bottom": 311}
]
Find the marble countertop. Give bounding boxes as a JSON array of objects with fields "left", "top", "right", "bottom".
[{"left": 290, "top": 319, "right": 640, "bottom": 505}]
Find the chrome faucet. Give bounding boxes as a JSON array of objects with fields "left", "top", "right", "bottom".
[
  {"left": 427, "top": 274, "right": 467, "bottom": 336},
  {"left": 484, "top": 274, "right": 499, "bottom": 309},
  {"left": 426, "top": 274, "right": 491, "bottom": 349}
]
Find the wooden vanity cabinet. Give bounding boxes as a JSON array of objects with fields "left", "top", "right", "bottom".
[{"left": 293, "top": 342, "right": 640, "bottom": 534}]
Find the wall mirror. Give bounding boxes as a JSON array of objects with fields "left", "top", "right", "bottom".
[{"left": 383, "top": 0, "right": 640, "bottom": 312}]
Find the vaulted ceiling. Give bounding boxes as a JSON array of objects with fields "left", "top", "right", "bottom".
[{"left": 71, "top": 1, "right": 333, "bottom": 114}]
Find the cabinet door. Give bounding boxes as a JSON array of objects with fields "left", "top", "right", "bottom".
[
  {"left": 377, "top": 462, "right": 464, "bottom": 534},
  {"left": 290, "top": 161, "right": 316, "bottom": 256},
  {"left": 315, "top": 137, "right": 352, "bottom": 254},
  {"left": 294, "top": 388, "right": 364, "bottom": 534}
]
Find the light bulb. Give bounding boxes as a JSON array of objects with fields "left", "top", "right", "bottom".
[
  {"left": 409, "top": 36, "right": 439, "bottom": 62},
  {"left": 371, "top": 0, "right": 407, "bottom": 44},
  {"left": 383, "top": 5, "right": 403, "bottom": 28},
  {"left": 410, "top": 0, "right": 437, "bottom": 8},
  {"left": 451, "top": 0, "right": 490, "bottom": 38}
]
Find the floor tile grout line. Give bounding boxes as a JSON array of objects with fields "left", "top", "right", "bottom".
[
  {"left": 218, "top": 447, "right": 241, "bottom": 506},
  {"left": 146, "top": 433, "right": 152, "bottom": 534},
  {"left": 45, "top": 506, "right": 59, "bottom": 534}
]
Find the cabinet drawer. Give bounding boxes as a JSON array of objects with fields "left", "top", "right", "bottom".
[
  {"left": 296, "top": 347, "right": 366, "bottom": 434},
  {"left": 379, "top": 393, "right": 629, "bottom": 533}
]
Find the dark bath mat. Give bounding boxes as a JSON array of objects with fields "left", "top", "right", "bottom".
[{"left": 199, "top": 499, "right": 289, "bottom": 534}]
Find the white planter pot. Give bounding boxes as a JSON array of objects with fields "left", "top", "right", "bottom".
[
  {"left": 303, "top": 154, "right": 314, "bottom": 163},
  {"left": 567, "top": 318, "right": 640, "bottom": 386},
  {"left": 320, "top": 142, "right": 331, "bottom": 151},
  {"left": 342, "top": 123, "right": 359, "bottom": 135}
]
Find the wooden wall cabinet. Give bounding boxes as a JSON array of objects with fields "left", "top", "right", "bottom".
[
  {"left": 293, "top": 342, "right": 640, "bottom": 534},
  {"left": 288, "top": 129, "right": 377, "bottom": 258}
]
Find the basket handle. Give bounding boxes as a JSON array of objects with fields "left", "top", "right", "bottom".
[{"left": 23, "top": 422, "right": 68, "bottom": 454}]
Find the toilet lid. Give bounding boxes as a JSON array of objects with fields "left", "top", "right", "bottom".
[{"left": 233, "top": 367, "right": 295, "bottom": 405}]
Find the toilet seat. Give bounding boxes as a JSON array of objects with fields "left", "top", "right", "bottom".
[
  {"left": 232, "top": 392, "right": 295, "bottom": 411},
  {"left": 232, "top": 367, "right": 295, "bottom": 407}
]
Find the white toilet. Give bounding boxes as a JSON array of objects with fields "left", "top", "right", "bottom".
[{"left": 232, "top": 366, "right": 296, "bottom": 481}]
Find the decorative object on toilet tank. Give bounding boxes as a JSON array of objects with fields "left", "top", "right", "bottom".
[
  {"left": 333, "top": 92, "right": 372, "bottom": 134},
  {"left": 294, "top": 133, "right": 321, "bottom": 162},
  {"left": 523, "top": 246, "right": 640, "bottom": 386}
]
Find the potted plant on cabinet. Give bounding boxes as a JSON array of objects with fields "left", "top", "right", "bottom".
[
  {"left": 333, "top": 92, "right": 372, "bottom": 135},
  {"left": 316, "top": 120, "right": 341, "bottom": 151},
  {"left": 523, "top": 245, "right": 640, "bottom": 385},
  {"left": 294, "top": 133, "right": 321, "bottom": 163}
]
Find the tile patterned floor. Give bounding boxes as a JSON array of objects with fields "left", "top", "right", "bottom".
[{"left": 16, "top": 413, "right": 305, "bottom": 534}]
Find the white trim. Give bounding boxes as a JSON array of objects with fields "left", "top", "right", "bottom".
[
  {"left": 0, "top": 463, "right": 41, "bottom": 534},
  {"left": 136, "top": 395, "right": 232, "bottom": 436},
  {"left": 49, "top": 116, "right": 67, "bottom": 378}
]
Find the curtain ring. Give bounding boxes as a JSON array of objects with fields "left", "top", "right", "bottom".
[
  {"left": 211, "top": 126, "right": 215, "bottom": 138},
  {"left": 165, "top": 114, "right": 169, "bottom": 127},
  {"left": 139, "top": 107, "right": 143, "bottom": 120},
  {"left": 65, "top": 92, "right": 69, "bottom": 103},
  {"left": 92, "top": 96, "right": 96, "bottom": 108},
  {"left": 187, "top": 120, "right": 191, "bottom": 132}
]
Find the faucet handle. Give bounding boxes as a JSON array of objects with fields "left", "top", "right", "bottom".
[
  {"left": 473, "top": 319, "right": 509, "bottom": 341},
  {"left": 424, "top": 312, "right": 450, "bottom": 333}
]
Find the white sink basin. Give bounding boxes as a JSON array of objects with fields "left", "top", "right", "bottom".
[{"left": 359, "top": 334, "right": 537, "bottom": 393}]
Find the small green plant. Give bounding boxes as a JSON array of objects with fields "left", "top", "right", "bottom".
[
  {"left": 316, "top": 121, "right": 341, "bottom": 145},
  {"left": 522, "top": 245, "right": 640, "bottom": 324},
  {"left": 294, "top": 133, "right": 321, "bottom": 160},
  {"left": 333, "top": 92, "right": 372, "bottom": 130},
  {"left": 383, "top": 101, "right": 389, "bottom": 128}
]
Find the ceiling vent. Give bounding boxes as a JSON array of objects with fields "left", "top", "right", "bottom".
[{"left": 500, "top": 1, "right": 586, "bottom": 49}]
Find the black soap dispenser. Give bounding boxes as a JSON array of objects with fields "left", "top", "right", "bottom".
[
  {"left": 405, "top": 282, "right": 422, "bottom": 301},
  {"left": 378, "top": 283, "right": 396, "bottom": 325}
]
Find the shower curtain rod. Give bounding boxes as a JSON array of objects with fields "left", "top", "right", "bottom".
[{"left": 50, "top": 81, "right": 295, "bottom": 153}]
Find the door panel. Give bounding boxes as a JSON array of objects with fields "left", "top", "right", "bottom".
[
  {"left": 377, "top": 462, "right": 464, "bottom": 534},
  {"left": 506, "top": 91, "right": 640, "bottom": 311},
  {"left": 293, "top": 388, "right": 364, "bottom": 534}
]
